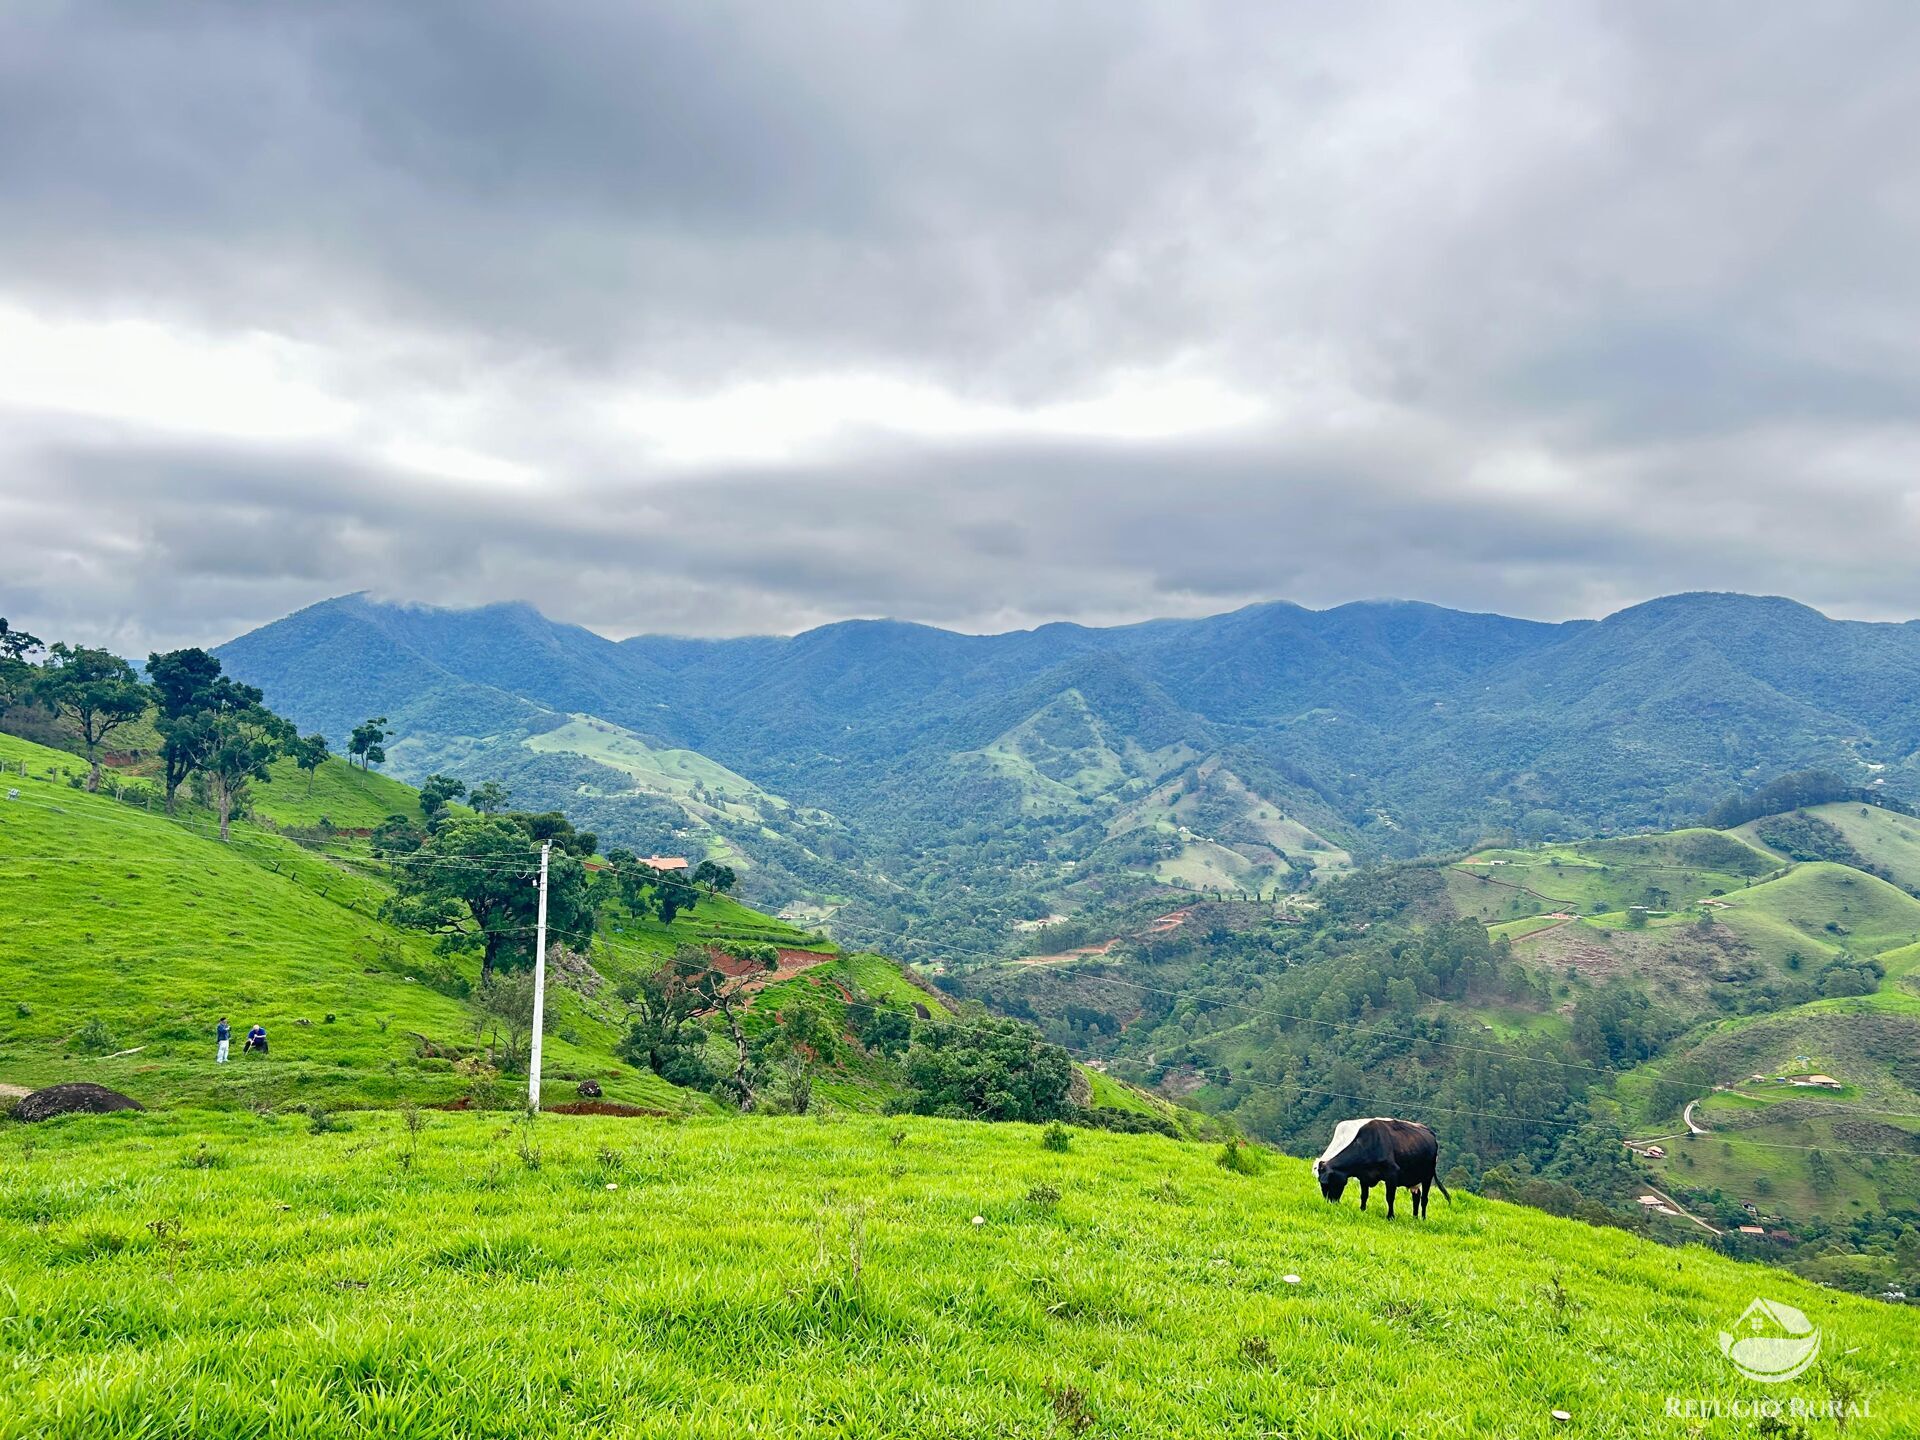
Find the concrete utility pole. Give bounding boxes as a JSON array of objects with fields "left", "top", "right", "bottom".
[{"left": 528, "top": 840, "right": 551, "bottom": 1113}]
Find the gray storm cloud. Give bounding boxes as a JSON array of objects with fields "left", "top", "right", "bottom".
[{"left": 2, "top": 1, "right": 1919, "bottom": 651}]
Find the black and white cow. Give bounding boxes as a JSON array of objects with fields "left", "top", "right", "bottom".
[{"left": 1313, "top": 1117, "right": 1451, "bottom": 1219}]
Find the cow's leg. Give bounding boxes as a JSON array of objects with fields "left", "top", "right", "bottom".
[
  {"left": 1415, "top": 1183, "right": 1428, "bottom": 1219},
  {"left": 1386, "top": 1183, "right": 1398, "bottom": 1219},
  {"left": 1359, "top": 1183, "right": 1371, "bottom": 1211}
]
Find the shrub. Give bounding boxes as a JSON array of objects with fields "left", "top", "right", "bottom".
[
  {"left": 72, "top": 1017, "right": 117, "bottom": 1055},
  {"left": 1216, "top": 1140, "right": 1265, "bottom": 1175},
  {"left": 1041, "top": 1121, "right": 1073, "bottom": 1153}
]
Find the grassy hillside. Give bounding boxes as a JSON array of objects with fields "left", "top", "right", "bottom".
[
  {"left": 249, "top": 753, "right": 429, "bottom": 830},
  {"left": 3, "top": 1109, "right": 1914, "bottom": 1437},
  {"left": 0, "top": 729, "right": 1129, "bottom": 1130},
  {"left": 0, "top": 732, "right": 695, "bottom": 1113}
]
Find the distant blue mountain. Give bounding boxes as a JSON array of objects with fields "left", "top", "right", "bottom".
[{"left": 218, "top": 590, "right": 1920, "bottom": 959}]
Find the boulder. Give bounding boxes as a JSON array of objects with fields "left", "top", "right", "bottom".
[
  {"left": 13, "top": 1082, "right": 144, "bottom": 1123},
  {"left": 577, "top": 1078, "right": 603, "bottom": 1098}
]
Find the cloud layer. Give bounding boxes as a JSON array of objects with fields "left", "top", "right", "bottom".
[{"left": 4, "top": 2, "right": 1920, "bottom": 652}]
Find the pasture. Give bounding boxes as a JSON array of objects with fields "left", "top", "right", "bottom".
[{"left": 3, "top": 1109, "right": 1915, "bottom": 1437}]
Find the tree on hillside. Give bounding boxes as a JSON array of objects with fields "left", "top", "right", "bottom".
[
  {"left": 383, "top": 815, "right": 596, "bottom": 984},
  {"left": 290, "top": 733, "right": 330, "bottom": 795},
  {"left": 348, "top": 716, "right": 390, "bottom": 770},
  {"left": 468, "top": 780, "right": 511, "bottom": 815},
  {"left": 204, "top": 696, "right": 295, "bottom": 842},
  {"left": 606, "top": 847, "right": 700, "bottom": 923},
  {"left": 0, "top": 620, "right": 44, "bottom": 722},
  {"left": 615, "top": 944, "right": 754, "bottom": 1107},
  {"left": 35, "top": 644, "right": 148, "bottom": 792},
  {"left": 147, "top": 648, "right": 228, "bottom": 811},
  {"left": 0, "top": 619, "right": 43, "bottom": 663},
  {"left": 903, "top": 1013, "right": 1073, "bottom": 1122},
  {"left": 692, "top": 859, "right": 737, "bottom": 896},
  {"left": 472, "top": 967, "right": 554, "bottom": 1074},
  {"left": 370, "top": 813, "right": 426, "bottom": 857},
  {"left": 419, "top": 774, "right": 467, "bottom": 833},
  {"left": 514, "top": 810, "right": 597, "bottom": 858}
]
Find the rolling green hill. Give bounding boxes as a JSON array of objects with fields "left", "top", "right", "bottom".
[
  {"left": 0, "top": 731, "right": 698, "bottom": 1113},
  {"left": 2, "top": 1109, "right": 1914, "bottom": 1436},
  {"left": 0, "top": 729, "right": 1147, "bottom": 1135},
  {"left": 0, "top": 728, "right": 1005, "bottom": 1120},
  {"left": 961, "top": 808, "right": 1920, "bottom": 1298}
]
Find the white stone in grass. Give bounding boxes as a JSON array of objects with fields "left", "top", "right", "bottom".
[
  {"left": 606, "top": 1182, "right": 619, "bottom": 1190},
  {"left": 971, "top": 1215, "right": 985, "bottom": 1226},
  {"left": 1550, "top": 1411, "right": 1571, "bottom": 1423},
  {"left": 1282, "top": 1274, "right": 1301, "bottom": 1285}
]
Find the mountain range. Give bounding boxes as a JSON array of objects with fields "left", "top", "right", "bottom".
[{"left": 215, "top": 590, "right": 1920, "bottom": 962}]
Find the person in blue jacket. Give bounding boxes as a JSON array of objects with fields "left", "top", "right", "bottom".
[
  {"left": 216, "top": 1016, "right": 231, "bottom": 1064},
  {"left": 244, "top": 1022, "right": 268, "bottom": 1055}
]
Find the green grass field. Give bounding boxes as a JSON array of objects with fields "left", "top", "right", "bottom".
[
  {"left": 2, "top": 1108, "right": 1914, "bottom": 1438},
  {"left": 0, "top": 731, "right": 700, "bottom": 1113},
  {"left": 249, "top": 754, "right": 429, "bottom": 830},
  {"left": 1449, "top": 830, "right": 1777, "bottom": 926},
  {"left": 1715, "top": 862, "right": 1920, "bottom": 970}
]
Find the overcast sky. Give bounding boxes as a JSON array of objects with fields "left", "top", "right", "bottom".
[{"left": 4, "top": 2, "right": 1920, "bottom": 653}]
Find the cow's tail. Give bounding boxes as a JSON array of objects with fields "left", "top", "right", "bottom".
[{"left": 1433, "top": 1175, "right": 1453, "bottom": 1205}]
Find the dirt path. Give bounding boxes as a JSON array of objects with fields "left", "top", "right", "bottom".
[
  {"left": 1641, "top": 1181, "right": 1723, "bottom": 1236},
  {"left": 1451, "top": 865, "right": 1581, "bottom": 909},
  {"left": 1683, "top": 1100, "right": 1708, "bottom": 1135},
  {"left": 1511, "top": 913, "right": 1578, "bottom": 944}
]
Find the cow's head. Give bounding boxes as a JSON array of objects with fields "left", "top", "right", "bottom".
[{"left": 1314, "top": 1160, "right": 1349, "bottom": 1202}]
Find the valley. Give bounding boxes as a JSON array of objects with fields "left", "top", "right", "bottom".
[
  {"left": 214, "top": 591, "right": 1920, "bottom": 966},
  {"left": 4, "top": 602, "right": 1920, "bottom": 1432}
]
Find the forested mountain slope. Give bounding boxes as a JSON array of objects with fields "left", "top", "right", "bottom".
[{"left": 218, "top": 591, "right": 1920, "bottom": 960}]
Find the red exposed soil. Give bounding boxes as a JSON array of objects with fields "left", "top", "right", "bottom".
[{"left": 804, "top": 972, "right": 856, "bottom": 1003}]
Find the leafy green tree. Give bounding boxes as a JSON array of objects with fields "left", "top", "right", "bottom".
[
  {"left": 468, "top": 780, "right": 511, "bottom": 815},
  {"left": 383, "top": 815, "right": 595, "bottom": 984},
  {"left": 513, "top": 810, "right": 597, "bottom": 858},
  {"left": 605, "top": 848, "right": 699, "bottom": 924},
  {"left": 370, "top": 813, "right": 426, "bottom": 858},
  {"left": 419, "top": 774, "right": 467, "bottom": 833},
  {"left": 146, "top": 648, "right": 226, "bottom": 810},
  {"left": 472, "top": 968, "right": 554, "bottom": 1074},
  {"left": 0, "top": 618, "right": 42, "bottom": 663},
  {"left": 903, "top": 1015, "right": 1073, "bottom": 1122},
  {"left": 35, "top": 644, "right": 147, "bottom": 791},
  {"left": 854, "top": 1004, "right": 911, "bottom": 1058},
  {"left": 204, "top": 698, "right": 295, "bottom": 841},
  {"left": 290, "top": 733, "right": 331, "bottom": 795},
  {"left": 348, "top": 716, "right": 390, "bottom": 770},
  {"left": 614, "top": 945, "right": 751, "bottom": 1105},
  {"left": 0, "top": 619, "right": 44, "bottom": 722},
  {"left": 692, "top": 859, "right": 737, "bottom": 895}
]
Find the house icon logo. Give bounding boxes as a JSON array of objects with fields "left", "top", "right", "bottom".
[{"left": 1718, "top": 1298, "right": 1821, "bottom": 1383}]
